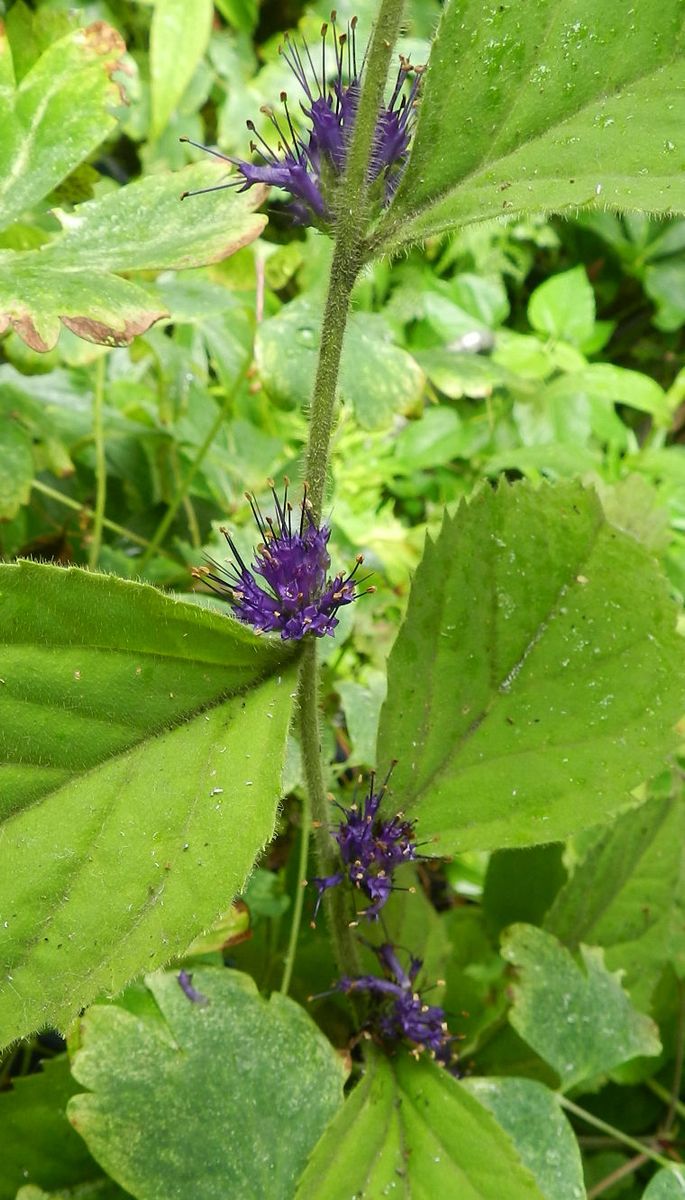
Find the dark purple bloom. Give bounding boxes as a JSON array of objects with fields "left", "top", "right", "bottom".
[
  {"left": 180, "top": 16, "right": 423, "bottom": 227},
  {"left": 177, "top": 969, "right": 209, "bottom": 1007},
  {"left": 319, "top": 942, "right": 458, "bottom": 1070},
  {"left": 193, "top": 480, "right": 367, "bottom": 641},
  {"left": 311, "top": 765, "right": 424, "bottom": 922}
]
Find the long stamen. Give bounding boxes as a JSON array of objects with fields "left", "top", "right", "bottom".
[{"left": 179, "top": 135, "right": 232, "bottom": 163}]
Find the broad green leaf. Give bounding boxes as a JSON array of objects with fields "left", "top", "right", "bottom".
[
  {"left": 376, "top": 481, "right": 685, "bottom": 853},
  {"left": 296, "top": 1051, "right": 546, "bottom": 1199},
  {"left": 0, "top": 561, "right": 297, "bottom": 1044},
  {"left": 150, "top": 0, "right": 214, "bottom": 139},
  {"left": 0, "top": 164, "right": 266, "bottom": 350},
  {"left": 68, "top": 968, "right": 344, "bottom": 1200},
  {"left": 0, "top": 419, "right": 33, "bottom": 519},
  {"left": 463, "top": 1078, "right": 585, "bottom": 1200},
  {"left": 545, "top": 793, "right": 685, "bottom": 1009},
  {"left": 644, "top": 1169, "right": 685, "bottom": 1198},
  {"left": 527, "top": 267, "right": 595, "bottom": 347},
  {"left": 483, "top": 845, "right": 566, "bottom": 939},
  {"left": 0, "top": 1056, "right": 104, "bottom": 1200},
  {"left": 375, "top": 0, "right": 685, "bottom": 251},
  {"left": 255, "top": 297, "right": 425, "bottom": 430},
  {"left": 0, "top": 22, "right": 125, "bottom": 231},
  {"left": 501, "top": 924, "right": 661, "bottom": 1090}
]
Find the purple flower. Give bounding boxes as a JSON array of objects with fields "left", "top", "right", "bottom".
[
  {"left": 193, "top": 480, "right": 368, "bottom": 641},
  {"left": 180, "top": 16, "right": 423, "bottom": 227},
  {"left": 311, "top": 766, "right": 424, "bottom": 922},
  {"left": 319, "top": 942, "right": 458, "bottom": 1070},
  {"left": 177, "top": 970, "right": 209, "bottom": 1007}
]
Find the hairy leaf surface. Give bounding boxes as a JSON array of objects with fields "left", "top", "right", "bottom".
[
  {"left": 0, "top": 562, "right": 297, "bottom": 1045},
  {"left": 68, "top": 969, "right": 344, "bottom": 1200},
  {"left": 375, "top": 0, "right": 685, "bottom": 251},
  {"left": 377, "top": 481, "right": 685, "bottom": 852},
  {"left": 295, "top": 1050, "right": 546, "bottom": 1198}
]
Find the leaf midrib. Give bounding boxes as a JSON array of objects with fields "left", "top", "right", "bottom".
[{"left": 380, "top": 49, "right": 682, "bottom": 242}]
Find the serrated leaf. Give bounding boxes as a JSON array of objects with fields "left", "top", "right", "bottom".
[
  {"left": 462, "top": 1078, "right": 585, "bottom": 1200},
  {"left": 255, "top": 297, "right": 425, "bottom": 430},
  {"left": 0, "top": 164, "right": 266, "bottom": 350},
  {"left": 376, "top": 481, "right": 685, "bottom": 853},
  {"left": 0, "top": 1056, "right": 103, "bottom": 1200},
  {"left": 375, "top": 0, "right": 685, "bottom": 252},
  {"left": 545, "top": 793, "right": 685, "bottom": 1009},
  {"left": 68, "top": 968, "right": 344, "bottom": 1200},
  {"left": 296, "top": 1050, "right": 546, "bottom": 1199},
  {"left": 0, "top": 561, "right": 297, "bottom": 1045},
  {"left": 501, "top": 924, "right": 661, "bottom": 1090},
  {"left": 0, "top": 22, "right": 125, "bottom": 232},
  {"left": 150, "top": 0, "right": 214, "bottom": 139}
]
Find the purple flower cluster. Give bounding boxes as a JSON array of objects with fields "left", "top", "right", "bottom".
[
  {"left": 181, "top": 15, "right": 422, "bottom": 227},
  {"left": 193, "top": 481, "right": 367, "bottom": 641},
  {"left": 326, "top": 943, "right": 457, "bottom": 1070},
  {"left": 311, "top": 766, "right": 421, "bottom": 921}
]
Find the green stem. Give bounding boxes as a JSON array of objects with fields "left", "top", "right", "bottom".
[
  {"left": 88, "top": 355, "right": 107, "bottom": 570},
  {"left": 298, "top": 638, "right": 360, "bottom": 977},
  {"left": 285, "top": 0, "right": 407, "bottom": 984},
  {"left": 560, "top": 1096, "right": 678, "bottom": 1172},
  {"left": 138, "top": 392, "right": 234, "bottom": 571},
  {"left": 31, "top": 479, "right": 181, "bottom": 559},
  {"left": 649, "top": 1078, "right": 685, "bottom": 1126},
  {"left": 280, "top": 787, "right": 312, "bottom": 995},
  {"left": 304, "top": 0, "right": 407, "bottom": 520}
]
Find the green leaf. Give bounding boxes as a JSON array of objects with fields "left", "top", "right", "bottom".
[
  {"left": 375, "top": 0, "right": 685, "bottom": 251},
  {"left": 643, "top": 1168, "right": 685, "bottom": 1198},
  {"left": 0, "top": 561, "right": 297, "bottom": 1045},
  {"left": 545, "top": 793, "right": 685, "bottom": 1008},
  {"left": 0, "top": 164, "right": 266, "bottom": 350},
  {"left": 255, "top": 297, "right": 425, "bottom": 430},
  {"left": 0, "top": 22, "right": 125, "bottom": 232},
  {"left": 527, "top": 267, "right": 596, "bottom": 347},
  {"left": 0, "top": 1056, "right": 104, "bottom": 1200},
  {"left": 501, "top": 924, "right": 661, "bottom": 1090},
  {"left": 462, "top": 1078, "right": 585, "bottom": 1200},
  {"left": 296, "top": 1051, "right": 546, "bottom": 1199},
  {"left": 0, "top": 419, "right": 33, "bottom": 519},
  {"left": 150, "top": 0, "right": 214, "bottom": 139},
  {"left": 376, "top": 481, "right": 685, "bottom": 853},
  {"left": 483, "top": 845, "right": 566, "bottom": 939},
  {"left": 17, "top": 1183, "right": 126, "bottom": 1200},
  {"left": 68, "top": 968, "right": 344, "bottom": 1200}
]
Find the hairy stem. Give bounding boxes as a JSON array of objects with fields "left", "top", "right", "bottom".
[
  {"left": 294, "top": 0, "right": 406, "bottom": 982},
  {"left": 88, "top": 355, "right": 107, "bottom": 570},
  {"left": 298, "top": 638, "right": 360, "bottom": 976},
  {"left": 304, "top": 0, "right": 407, "bottom": 520}
]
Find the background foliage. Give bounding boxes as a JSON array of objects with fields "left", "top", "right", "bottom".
[{"left": 1, "top": 0, "right": 685, "bottom": 1198}]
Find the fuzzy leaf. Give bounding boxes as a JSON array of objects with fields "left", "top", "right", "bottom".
[
  {"left": 295, "top": 1051, "right": 546, "bottom": 1199},
  {"left": 68, "top": 968, "right": 344, "bottom": 1200},
  {"left": 0, "top": 418, "right": 33, "bottom": 519},
  {"left": 0, "top": 561, "right": 297, "bottom": 1046},
  {"left": 644, "top": 1169, "right": 685, "bottom": 1198},
  {"left": 376, "top": 0, "right": 685, "bottom": 251},
  {"left": 376, "top": 481, "right": 685, "bottom": 853},
  {"left": 501, "top": 924, "right": 661, "bottom": 1090},
  {"left": 0, "top": 164, "right": 266, "bottom": 350}
]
